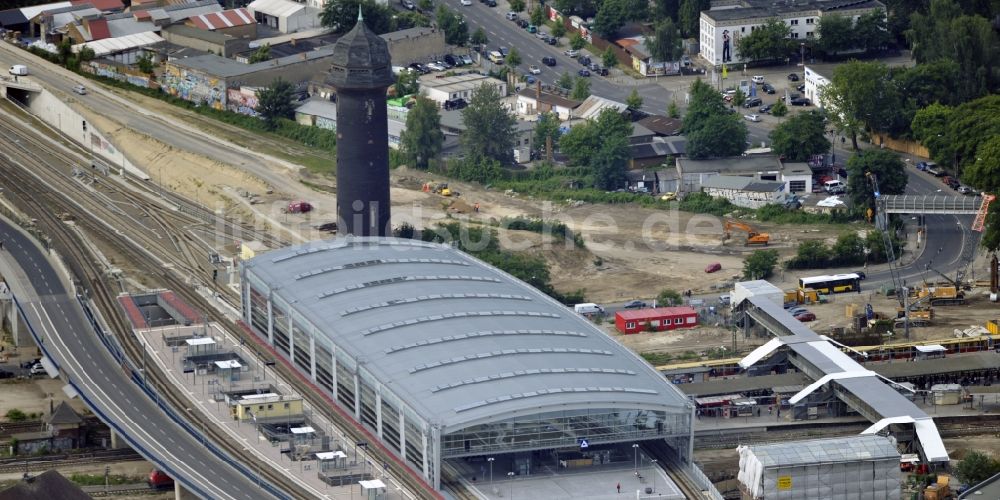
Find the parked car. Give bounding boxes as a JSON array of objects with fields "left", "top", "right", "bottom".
[
  {"left": 564, "top": 49, "right": 579, "bottom": 58},
  {"left": 854, "top": 271, "right": 867, "bottom": 280},
  {"left": 787, "top": 307, "right": 809, "bottom": 316},
  {"left": 916, "top": 161, "right": 928, "bottom": 171},
  {"left": 528, "top": 65, "right": 541, "bottom": 74},
  {"left": 546, "top": 36, "right": 557, "bottom": 45},
  {"left": 517, "top": 19, "right": 529, "bottom": 28},
  {"left": 425, "top": 61, "right": 446, "bottom": 71},
  {"left": 21, "top": 358, "right": 40, "bottom": 369},
  {"left": 407, "top": 62, "right": 428, "bottom": 73},
  {"left": 578, "top": 56, "right": 591, "bottom": 66},
  {"left": 623, "top": 300, "right": 647, "bottom": 309},
  {"left": 795, "top": 312, "right": 817, "bottom": 322},
  {"left": 796, "top": 83, "right": 806, "bottom": 92},
  {"left": 460, "top": 0, "right": 472, "bottom": 5},
  {"left": 443, "top": 54, "right": 458, "bottom": 67},
  {"left": 594, "top": 67, "right": 609, "bottom": 76},
  {"left": 443, "top": 98, "right": 467, "bottom": 110},
  {"left": 744, "top": 114, "right": 761, "bottom": 122},
  {"left": 525, "top": 75, "right": 536, "bottom": 84},
  {"left": 943, "top": 176, "right": 960, "bottom": 189},
  {"left": 506, "top": 11, "right": 517, "bottom": 20},
  {"left": 526, "top": 24, "right": 537, "bottom": 33},
  {"left": 541, "top": 56, "right": 557, "bottom": 66},
  {"left": 790, "top": 97, "right": 811, "bottom": 106},
  {"left": 761, "top": 83, "right": 775, "bottom": 94},
  {"left": 535, "top": 31, "right": 548, "bottom": 40},
  {"left": 751, "top": 75, "right": 765, "bottom": 83},
  {"left": 577, "top": 69, "right": 591, "bottom": 77},
  {"left": 29, "top": 363, "right": 47, "bottom": 376},
  {"left": 744, "top": 97, "right": 762, "bottom": 108},
  {"left": 401, "top": 0, "right": 416, "bottom": 9},
  {"left": 759, "top": 104, "right": 773, "bottom": 114},
  {"left": 484, "top": 0, "right": 496, "bottom": 6},
  {"left": 499, "top": 46, "right": 509, "bottom": 56},
  {"left": 719, "top": 294, "right": 731, "bottom": 306},
  {"left": 958, "top": 186, "right": 976, "bottom": 195},
  {"left": 787, "top": 73, "right": 800, "bottom": 81},
  {"left": 460, "top": 54, "right": 473, "bottom": 65},
  {"left": 0, "top": 370, "right": 13, "bottom": 379},
  {"left": 72, "top": 84, "right": 86, "bottom": 95},
  {"left": 705, "top": 262, "right": 722, "bottom": 273}
]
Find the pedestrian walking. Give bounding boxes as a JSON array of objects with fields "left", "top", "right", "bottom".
[
  {"left": 768, "top": 405, "right": 772, "bottom": 415},
  {"left": 617, "top": 482, "right": 621, "bottom": 493},
  {"left": 776, "top": 408, "right": 781, "bottom": 419},
  {"left": 474, "top": 203, "right": 480, "bottom": 212},
  {"left": 756, "top": 407, "right": 761, "bottom": 417}
]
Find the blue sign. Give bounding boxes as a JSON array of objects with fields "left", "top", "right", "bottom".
[
  {"left": 865, "top": 304, "right": 874, "bottom": 320},
  {"left": 579, "top": 439, "right": 589, "bottom": 449}
]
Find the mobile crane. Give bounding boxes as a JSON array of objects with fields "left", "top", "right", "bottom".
[{"left": 723, "top": 220, "right": 770, "bottom": 246}]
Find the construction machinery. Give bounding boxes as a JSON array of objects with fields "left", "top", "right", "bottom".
[
  {"left": 723, "top": 220, "right": 769, "bottom": 246},
  {"left": 424, "top": 182, "right": 453, "bottom": 197}
]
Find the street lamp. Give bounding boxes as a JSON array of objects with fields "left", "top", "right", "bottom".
[
  {"left": 487, "top": 457, "right": 494, "bottom": 486},
  {"left": 507, "top": 471, "right": 515, "bottom": 499},
  {"left": 651, "top": 459, "right": 658, "bottom": 493},
  {"left": 798, "top": 42, "right": 805, "bottom": 67},
  {"left": 632, "top": 443, "right": 639, "bottom": 473}
]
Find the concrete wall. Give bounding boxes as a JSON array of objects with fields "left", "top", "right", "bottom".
[
  {"left": 162, "top": 26, "right": 252, "bottom": 58},
  {"left": 383, "top": 28, "right": 447, "bottom": 65},
  {"left": 26, "top": 87, "right": 147, "bottom": 178}
]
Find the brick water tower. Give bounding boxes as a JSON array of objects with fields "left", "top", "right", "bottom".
[{"left": 326, "top": 10, "right": 394, "bottom": 236}]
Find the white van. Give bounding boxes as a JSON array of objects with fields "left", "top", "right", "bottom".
[
  {"left": 824, "top": 180, "right": 845, "bottom": 194},
  {"left": 574, "top": 303, "right": 604, "bottom": 315},
  {"left": 488, "top": 51, "right": 504, "bottom": 64},
  {"left": 9, "top": 65, "right": 27, "bottom": 76}
]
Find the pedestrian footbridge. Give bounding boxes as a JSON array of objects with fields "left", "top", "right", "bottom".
[
  {"left": 735, "top": 281, "right": 949, "bottom": 464},
  {"left": 878, "top": 194, "right": 983, "bottom": 215}
]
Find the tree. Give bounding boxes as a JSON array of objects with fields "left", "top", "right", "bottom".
[
  {"left": 816, "top": 14, "right": 855, "bottom": 55},
  {"left": 602, "top": 46, "right": 618, "bottom": 68},
  {"left": 592, "top": 133, "right": 630, "bottom": 190},
  {"left": 391, "top": 11, "right": 431, "bottom": 30},
  {"left": 651, "top": 0, "right": 679, "bottom": 22},
  {"left": 667, "top": 99, "right": 680, "bottom": 118},
  {"left": 770, "top": 99, "right": 788, "bottom": 117},
  {"left": 533, "top": 112, "right": 561, "bottom": 161},
  {"left": 559, "top": 108, "right": 632, "bottom": 168},
  {"left": 686, "top": 114, "right": 747, "bottom": 159},
  {"left": 394, "top": 69, "right": 420, "bottom": 96},
  {"left": 963, "top": 135, "right": 1000, "bottom": 250},
  {"left": 592, "top": 0, "right": 627, "bottom": 38},
  {"left": 626, "top": 89, "right": 643, "bottom": 110},
  {"left": 570, "top": 32, "right": 586, "bottom": 50},
  {"left": 554, "top": 0, "right": 598, "bottom": 17},
  {"left": 788, "top": 240, "right": 831, "bottom": 268},
  {"left": 570, "top": 76, "right": 591, "bottom": 100},
  {"left": 656, "top": 288, "right": 683, "bottom": 306},
  {"left": 418, "top": 0, "right": 432, "bottom": 11},
  {"left": 854, "top": 9, "right": 891, "bottom": 52},
  {"left": 461, "top": 84, "right": 517, "bottom": 164},
  {"left": 77, "top": 46, "right": 95, "bottom": 63},
  {"left": 845, "top": 149, "right": 907, "bottom": 215},
  {"left": 552, "top": 22, "right": 566, "bottom": 39},
  {"left": 530, "top": 5, "right": 545, "bottom": 26},
  {"left": 831, "top": 232, "right": 866, "bottom": 266},
  {"left": 955, "top": 451, "right": 1000, "bottom": 486},
  {"left": 822, "top": 60, "right": 900, "bottom": 150},
  {"left": 321, "top": 0, "right": 394, "bottom": 33},
  {"left": 506, "top": 47, "right": 522, "bottom": 66},
  {"left": 736, "top": 18, "right": 792, "bottom": 62},
  {"left": 743, "top": 249, "right": 779, "bottom": 280},
  {"left": 509, "top": 0, "right": 525, "bottom": 11},
  {"left": 647, "top": 18, "right": 683, "bottom": 62},
  {"left": 471, "top": 27, "right": 488, "bottom": 46},
  {"left": 682, "top": 78, "right": 727, "bottom": 134},
  {"left": 937, "top": 95, "right": 1000, "bottom": 173},
  {"left": 400, "top": 97, "right": 444, "bottom": 169},
  {"left": 136, "top": 52, "right": 155, "bottom": 74},
  {"left": 557, "top": 71, "right": 574, "bottom": 90},
  {"left": 678, "top": 0, "right": 709, "bottom": 38},
  {"left": 248, "top": 44, "right": 271, "bottom": 63},
  {"left": 910, "top": 102, "right": 953, "bottom": 160},
  {"left": 255, "top": 79, "right": 295, "bottom": 130},
  {"left": 436, "top": 6, "right": 469, "bottom": 45},
  {"left": 731, "top": 88, "right": 746, "bottom": 108},
  {"left": 769, "top": 110, "right": 831, "bottom": 162}
]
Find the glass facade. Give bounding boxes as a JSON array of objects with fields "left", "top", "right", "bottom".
[
  {"left": 271, "top": 296, "right": 290, "bottom": 356},
  {"left": 441, "top": 408, "right": 689, "bottom": 458},
  {"left": 315, "top": 342, "right": 334, "bottom": 394},
  {"left": 291, "top": 315, "right": 311, "bottom": 375}
]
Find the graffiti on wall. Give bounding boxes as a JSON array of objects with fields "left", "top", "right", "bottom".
[
  {"left": 227, "top": 87, "right": 259, "bottom": 116},
  {"left": 85, "top": 61, "right": 153, "bottom": 88},
  {"left": 90, "top": 131, "right": 118, "bottom": 157},
  {"left": 161, "top": 65, "right": 226, "bottom": 110}
]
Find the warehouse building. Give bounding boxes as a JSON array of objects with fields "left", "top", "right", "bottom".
[
  {"left": 615, "top": 307, "right": 699, "bottom": 334},
  {"left": 241, "top": 237, "right": 694, "bottom": 489}
]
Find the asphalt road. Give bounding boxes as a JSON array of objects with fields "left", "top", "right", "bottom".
[{"left": 0, "top": 219, "right": 279, "bottom": 500}]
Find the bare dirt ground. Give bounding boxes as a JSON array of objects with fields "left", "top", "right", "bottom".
[
  {"left": 0, "top": 460, "right": 172, "bottom": 500},
  {"left": 0, "top": 378, "right": 90, "bottom": 419}
]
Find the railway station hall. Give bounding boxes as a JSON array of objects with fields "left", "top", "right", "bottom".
[{"left": 240, "top": 237, "right": 694, "bottom": 489}]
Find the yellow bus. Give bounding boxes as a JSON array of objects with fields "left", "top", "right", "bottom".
[{"left": 798, "top": 273, "right": 862, "bottom": 294}]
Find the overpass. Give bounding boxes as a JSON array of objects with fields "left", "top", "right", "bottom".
[
  {"left": 0, "top": 216, "right": 289, "bottom": 500},
  {"left": 878, "top": 194, "right": 988, "bottom": 215},
  {"left": 734, "top": 281, "right": 949, "bottom": 464}
]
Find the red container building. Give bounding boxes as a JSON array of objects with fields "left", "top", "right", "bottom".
[{"left": 615, "top": 306, "right": 698, "bottom": 334}]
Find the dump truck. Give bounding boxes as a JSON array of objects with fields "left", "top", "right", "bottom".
[{"left": 723, "top": 220, "right": 769, "bottom": 246}]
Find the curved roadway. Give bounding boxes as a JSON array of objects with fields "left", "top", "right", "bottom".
[{"left": 0, "top": 217, "right": 284, "bottom": 500}]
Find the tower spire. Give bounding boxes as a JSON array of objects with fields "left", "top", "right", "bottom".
[{"left": 357, "top": 5, "right": 363, "bottom": 22}]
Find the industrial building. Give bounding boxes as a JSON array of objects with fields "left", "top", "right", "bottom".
[
  {"left": 738, "top": 435, "right": 901, "bottom": 499},
  {"left": 240, "top": 237, "right": 695, "bottom": 489},
  {"left": 615, "top": 307, "right": 699, "bottom": 334}
]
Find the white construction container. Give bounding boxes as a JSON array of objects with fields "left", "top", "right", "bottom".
[
  {"left": 738, "top": 435, "right": 901, "bottom": 499},
  {"left": 732, "top": 280, "right": 784, "bottom": 310}
]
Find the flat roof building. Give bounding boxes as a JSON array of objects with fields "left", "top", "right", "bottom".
[{"left": 241, "top": 237, "right": 694, "bottom": 490}]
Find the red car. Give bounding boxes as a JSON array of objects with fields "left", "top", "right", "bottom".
[
  {"left": 705, "top": 262, "right": 722, "bottom": 273},
  {"left": 795, "top": 312, "right": 816, "bottom": 322}
]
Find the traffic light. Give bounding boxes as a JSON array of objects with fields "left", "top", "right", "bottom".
[
  {"left": 82, "top": 120, "right": 87, "bottom": 132},
  {"left": 212, "top": 269, "right": 218, "bottom": 281}
]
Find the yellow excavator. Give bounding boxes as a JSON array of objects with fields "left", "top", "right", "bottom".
[{"left": 723, "top": 220, "right": 770, "bottom": 246}]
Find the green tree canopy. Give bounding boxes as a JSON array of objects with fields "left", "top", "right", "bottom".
[
  {"left": 400, "top": 97, "right": 444, "bottom": 169},
  {"left": 321, "top": 0, "right": 393, "bottom": 33},
  {"left": 255, "top": 78, "right": 295, "bottom": 130},
  {"left": 845, "top": 149, "right": 908, "bottom": 216},
  {"left": 915, "top": 95, "right": 1000, "bottom": 173},
  {"left": 962, "top": 135, "right": 1000, "bottom": 250},
  {"left": 686, "top": 114, "right": 747, "bottom": 159},
  {"left": 816, "top": 14, "right": 854, "bottom": 54},
  {"left": 461, "top": 84, "right": 517, "bottom": 164},
  {"left": 471, "top": 27, "right": 488, "bottom": 46},
  {"left": 509, "top": 0, "right": 525, "bottom": 12},
  {"left": 910, "top": 102, "right": 953, "bottom": 159},
  {"left": 955, "top": 451, "right": 1000, "bottom": 486},
  {"left": 394, "top": 69, "right": 420, "bottom": 96},
  {"left": 677, "top": 0, "right": 709, "bottom": 38},
  {"left": 667, "top": 99, "right": 680, "bottom": 118},
  {"left": 770, "top": 99, "right": 788, "bottom": 117},
  {"left": 647, "top": 17, "right": 683, "bottom": 62},
  {"left": 735, "top": 18, "right": 792, "bottom": 62},
  {"left": 682, "top": 78, "right": 727, "bottom": 134},
  {"left": 570, "top": 32, "right": 586, "bottom": 50},
  {"left": 731, "top": 88, "right": 746, "bottom": 108},
  {"left": 530, "top": 5, "right": 545, "bottom": 26},
  {"left": 769, "top": 110, "right": 831, "bottom": 161},
  {"left": 557, "top": 71, "right": 574, "bottom": 90},
  {"left": 656, "top": 288, "right": 682, "bottom": 306},
  {"left": 533, "top": 111, "right": 562, "bottom": 161},
  {"left": 789, "top": 240, "right": 832, "bottom": 269},
  {"left": 551, "top": 22, "right": 567, "bottom": 39},
  {"left": 651, "top": 0, "right": 679, "bottom": 21},
  {"left": 436, "top": 5, "right": 469, "bottom": 45},
  {"left": 592, "top": 133, "right": 630, "bottom": 190},
  {"left": 570, "top": 76, "right": 591, "bottom": 100},
  {"left": 559, "top": 108, "right": 633, "bottom": 187},
  {"left": 506, "top": 47, "right": 522, "bottom": 66},
  {"left": 592, "top": 0, "right": 627, "bottom": 37},
  {"left": 830, "top": 232, "right": 866, "bottom": 266},
  {"left": 626, "top": 89, "right": 643, "bottom": 110},
  {"left": 743, "top": 249, "right": 779, "bottom": 280},
  {"left": 602, "top": 46, "right": 618, "bottom": 68},
  {"left": 136, "top": 52, "right": 155, "bottom": 74},
  {"left": 854, "top": 9, "right": 891, "bottom": 52},
  {"left": 822, "top": 60, "right": 902, "bottom": 150}
]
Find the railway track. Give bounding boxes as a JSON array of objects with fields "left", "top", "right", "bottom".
[
  {"left": 0, "top": 449, "right": 143, "bottom": 473},
  {"left": 0, "top": 106, "right": 442, "bottom": 497},
  {"left": 644, "top": 440, "right": 708, "bottom": 499}
]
